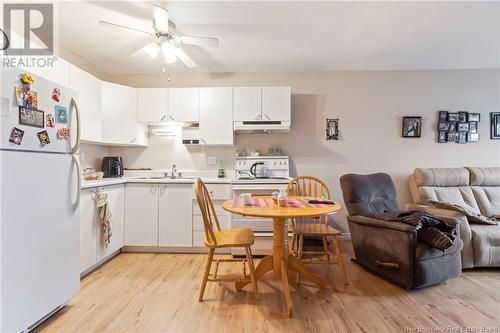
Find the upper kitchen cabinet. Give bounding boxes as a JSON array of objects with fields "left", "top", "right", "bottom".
[
  {"left": 138, "top": 88, "right": 168, "bottom": 123},
  {"left": 199, "top": 87, "right": 234, "bottom": 145},
  {"left": 262, "top": 87, "right": 291, "bottom": 122},
  {"left": 168, "top": 88, "right": 199, "bottom": 122},
  {"left": 233, "top": 87, "right": 262, "bottom": 122},
  {"left": 101, "top": 81, "right": 147, "bottom": 145},
  {"left": 69, "top": 65, "right": 102, "bottom": 142}
]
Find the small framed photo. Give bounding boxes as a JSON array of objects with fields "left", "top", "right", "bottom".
[
  {"left": 438, "top": 131, "right": 447, "bottom": 143},
  {"left": 469, "top": 122, "right": 477, "bottom": 134},
  {"left": 37, "top": 130, "right": 50, "bottom": 145},
  {"left": 9, "top": 127, "right": 25, "bottom": 145},
  {"left": 19, "top": 106, "right": 44, "bottom": 128},
  {"left": 402, "top": 116, "right": 422, "bottom": 138},
  {"left": 458, "top": 132, "right": 467, "bottom": 144},
  {"left": 447, "top": 132, "right": 459, "bottom": 143},
  {"left": 326, "top": 118, "right": 339, "bottom": 140},
  {"left": 55, "top": 105, "right": 68, "bottom": 124},
  {"left": 468, "top": 113, "right": 480, "bottom": 122},
  {"left": 448, "top": 112, "right": 460, "bottom": 122},
  {"left": 438, "top": 111, "right": 448, "bottom": 122},
  {"left": 458, "top": 112, "right": 468, "bottom": 123},
  {"left": 448, "top": 122, "right": 457, "bottom": 132},
  {"left": 491, "top": 112, "right": 500, "bottom": 139},
  {"left": 457, "top": 122, "right": 469, "bottom": 132},
  {"left": 468, "top": 133, "right": 479, "bottom": 142},
  {"left": 438, "top": 122, "right": 449, "bottom": 131}
]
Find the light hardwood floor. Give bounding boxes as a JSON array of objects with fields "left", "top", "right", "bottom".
[{"left": 36, "top": 241, "right": 500, "bottom": 333}]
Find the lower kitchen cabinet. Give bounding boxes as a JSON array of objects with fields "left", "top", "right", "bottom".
[
  {"left": 124, "top": 184, "right": 159, "bottom": 246},
  {"left": 158, "top": 184, "right": 193, "bottom": 247},
  {"left": 80, "top": 184, "right": 125, "bottom": 274}
]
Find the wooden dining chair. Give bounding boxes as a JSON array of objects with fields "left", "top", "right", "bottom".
[
  {"left": 286, "top": 176, "right": 348, "bottom": 285},
  {"left": 194, "top": 179, "right": 259, "bottom": 301}
]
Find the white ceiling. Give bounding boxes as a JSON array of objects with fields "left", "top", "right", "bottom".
[{"left": 57, "top": 1, "right": 500, "bottom": 75}]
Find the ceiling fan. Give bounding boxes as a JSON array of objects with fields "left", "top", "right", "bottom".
[{"left": 98, "top": 4, "right": 219, "bottom": 69}]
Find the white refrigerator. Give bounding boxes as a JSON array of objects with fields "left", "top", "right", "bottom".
[{"left": 0, "top": 69, "right": 81, "bottom": 332}]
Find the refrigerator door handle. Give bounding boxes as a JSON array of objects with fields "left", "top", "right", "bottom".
[
  {"left": 70, "top": 97, "right": 81, "bottom": 154},
  {"left": 72, "top": 154, "right": 81, "bottom": 211}
]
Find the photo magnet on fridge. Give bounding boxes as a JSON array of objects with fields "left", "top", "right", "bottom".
[
  {"left": 15, "top": 86, "right": 38, "bottom": 109},
  {"left": 9, "top": 127, "right": 24, "bottom": 145},
  {"left": 46, "top": 114, "right": 55, "bottom": 128},
  {"left": 54, "top": 105, "right": 68, "bottom": 124},
  {"left": 19, "top": 106, "right": 44, "bottom": 128},
  {"left": 52, "top": 88, "right": 60, "bottom": 102},
  {"left": 37, "top": 130, "right": 50, "bottom": 145},
  {"left": 57, "top": 128, "right": 70, "bottom": 139}
]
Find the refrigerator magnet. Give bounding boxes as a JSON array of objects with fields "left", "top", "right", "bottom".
[
  {"left": 52, "top": 88, "right": 60, "bottom": 102},
  {"left": 46, "top": 114, "right": 55, "bottom": 128},
  {"left": 57, "top": 128, "right": 70, "bottom": 139},
  {"left": 37, "top": 130, "right": 50, "bottom": 145},
  {"left": 9, "top": 127, "right": 24, "bottom": 145},
  {"left": 15, "top": 86, "right": 38, "bottom": 109},
  {"left": 54, "top": 105, "right": 68, "bottom": 124},
  {"left": 20, "top": 73, "right": 35, "bottom": 85},
  {"left": 19, "top": 106, "right": 44, "bottom": 128}
]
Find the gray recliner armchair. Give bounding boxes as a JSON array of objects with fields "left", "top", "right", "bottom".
[{"left": 340, "top": 173, "right": 463, "bottom": 289}]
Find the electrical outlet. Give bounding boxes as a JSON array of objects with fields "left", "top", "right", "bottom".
[{"left": 207, "top": 156, "right": 217, "bottom": 165}]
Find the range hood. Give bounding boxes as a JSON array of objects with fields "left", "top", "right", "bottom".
[{"left": 233, "top": 121, "right": 290, "bottom": 133}]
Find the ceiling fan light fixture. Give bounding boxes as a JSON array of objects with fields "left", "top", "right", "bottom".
[
  {"left": 145, "top": 43, "right": 160, "bottom": 58},
  {"left": 161, "top": 41, "right": 177, "bottom": 63}
]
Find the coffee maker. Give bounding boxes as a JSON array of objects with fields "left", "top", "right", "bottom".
[{"left": 101, "top": 157, "right": 124, "bottom": 178}]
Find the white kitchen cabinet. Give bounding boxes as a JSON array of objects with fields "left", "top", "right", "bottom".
[
  {"left": 69, "top": 65, "right": 102, "bottom": 142},
  {"left": 262, "top": 87, "right": 291, "bottom": 121},
  {"left": 158, "top": 184, "right": 193, "bottom": 247},
  {"left": 233, "top": 87, "right": 262, "bottom": 121},
  {"left": 138, "top": 88, "right": 168, "bottom": 123},
  {"left": 96, "top": 185, "right": 125, "bottom": 261},
  {"left": 101, "top": 82, "right": 139, "bottom": 144},
  {"left": 80, "top": 189, "right": 98, "bottom": 273},
  {"left": 168, "top": 88, "right": 199, "bottom": 122},
  {"left": 199, "top": 87, "right": 234, "bottom": 145},
  {"left": 124, "top": 184, "right": 159, "bottom": 246}
]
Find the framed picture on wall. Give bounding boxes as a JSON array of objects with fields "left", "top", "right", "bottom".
[
  {"left": 468, "top": 113, "right": 480, "bottom": 122},
  {"left": 439, "top": 111, "right": 448, "bottom": 122},
  {"left": 402, "top": 116, "right": 422, "bottom": 138},
  {"left": 491, "top": 112, "right": 500, "bottom": 139},
  {"left": 458, "top": 112, "right": 468, "bottom": 122},
  {"left": 448, "top": 113, "right": 460, "bottom": 122},
  {"left": 438, "top": 131, "right": 447, "bottom": 143},
  {"left": 326, "top": 118, "right": 339, "bottom": 140}
]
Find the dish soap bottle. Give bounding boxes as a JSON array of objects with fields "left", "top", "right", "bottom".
[{"left": 217, "top": 160, "right": 225, "bottom": 178}]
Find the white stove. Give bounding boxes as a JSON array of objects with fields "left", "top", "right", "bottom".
[{"left": 231, "top": 156, "right": 292, "bottom": 255}]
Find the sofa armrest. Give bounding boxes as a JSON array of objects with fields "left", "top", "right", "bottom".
[{"left": 348, "top": 215, "right": 417, "bottom": 233}]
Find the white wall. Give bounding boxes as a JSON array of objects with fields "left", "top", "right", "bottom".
[{"left": 107, "top": 69, "right": 500, "bottom": 231}]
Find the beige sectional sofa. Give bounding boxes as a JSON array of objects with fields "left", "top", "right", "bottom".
[{"left": 408, "top": 167, "right": 500, "bottom": 268}]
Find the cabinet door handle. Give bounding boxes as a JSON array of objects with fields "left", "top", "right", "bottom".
[
  {"left": 159, "top": 185, "right": 166, "bottom": 194},
  {"left": 200, "top": 138, "right": 206, "bottom": 144},
  {"left": 255, "top": 114, "right": 262, "bottom": 120},
  {"left": 169, "top": 115, "right": 175, "bottom": 121},
  {"left": 209, "top": 190, "right": 214, "bottom": 197},
  {"left": 161, "top": 115, "right": 167, "bottom": 121},
  {"left": 151, "top": 186, "right": 157, "bottom": 194},
  {"left": 130, "top": 138, "right": 136, "bottom": 143},
  {"left": 263, "top": 114, "right": 271, "bottom": 120}
]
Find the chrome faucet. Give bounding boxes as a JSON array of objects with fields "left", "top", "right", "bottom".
[{"left": 171, "top": 164, "right": 178, "bottom": 178}]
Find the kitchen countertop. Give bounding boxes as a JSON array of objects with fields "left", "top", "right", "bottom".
[{"left": 81, "top": 176, "right": 232, "bottom": 189}]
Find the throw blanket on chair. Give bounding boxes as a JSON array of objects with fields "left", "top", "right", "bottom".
[
  {"left": 369, "top": 211, "right": 457, "bottom": 252},
  {"left": 93, "top": 188, "right": 112, "bottom": 247}
]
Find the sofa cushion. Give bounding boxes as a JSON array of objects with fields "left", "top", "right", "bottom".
[
  {"left": 418, "top": 186, "right": 481, "bottom": 214},
  {"left": 471, "top": 186, "right": 500, "bottom": 218},
  {"left": 467, "top": 167, "right": 500, "bottom": 186},
  {"left": 470, "top": 223, "right": 500, "bottom": 267},
  {"left": 414, "top": 168, "right": 469, "bottom": 187}
]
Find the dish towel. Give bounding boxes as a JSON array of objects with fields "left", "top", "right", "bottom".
[{"left": 93, "top": 188, "right": 112, "bottom": 247}]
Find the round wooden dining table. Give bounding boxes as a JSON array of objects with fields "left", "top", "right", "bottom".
[{"left": 222, "top": 195, "right": 342, "bottom": 317}]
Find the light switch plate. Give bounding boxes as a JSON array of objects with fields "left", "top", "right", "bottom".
[{"left": 207, "top": 156, "right": 217, "bottom": 165}]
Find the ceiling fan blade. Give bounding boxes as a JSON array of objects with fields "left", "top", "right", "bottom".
[
  {"left": 153, "top": 5, "right": 169, "bottom": 32},
  {"left": 98, "top": 20, "right": 152, "bottom": 36},
  {"left": 173, "top": 47, "right": 197, "bottom": 68},
  {"left": 179, "top": 36, "right": 219, "bottom": 47},
  {"left": 131, "top": 42, "right": 160, "bottom": 58}
]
